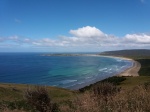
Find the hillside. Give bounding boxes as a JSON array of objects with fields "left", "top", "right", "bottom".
[{"left": 99, "top": 49, "right": 150, "bottom": 58}]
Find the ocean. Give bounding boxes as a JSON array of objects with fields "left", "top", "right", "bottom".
[{"left": 0, "top": 53, "right": 133, "bottom": 90}]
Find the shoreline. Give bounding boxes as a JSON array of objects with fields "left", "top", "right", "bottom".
[
  {"left": 117, "top": 60, "right": 141, "bottom": 77},
  {"left": 98, "top": 55, "right": 141, "bottom": 76},
  {"left": 76, "top": 55, "right": 141, "bottom": 90},
  {"left": 100, "top": 55, "right": 141, "bottom": 77}
]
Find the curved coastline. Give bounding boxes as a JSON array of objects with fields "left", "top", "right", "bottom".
[
  {"left": 0, "top": 53, "right": 141, "bottom": 91},
  {"left": 68, "top": 55, "right": 139, "bottom": 90},
  {"left": 98, "top": 55, "right": 141, "bottom": 77},
  {"left": 117, "top": 60, "right": 141, "bottom": 77},
  {"left": 76, "top": 55, "right": 141, "bottom": 91}
]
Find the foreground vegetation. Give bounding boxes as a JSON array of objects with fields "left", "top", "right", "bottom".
[
  {"left": 0, "top": 81, "right": 150, "bottom": 112},
  {"left": 63, "top": 83, "right": 150, "bottom": 112},
  {"left": 0, "top": 84, "right": 76, "bottom": 112}
]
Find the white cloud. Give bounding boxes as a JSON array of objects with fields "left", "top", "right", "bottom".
[
  {"left": 9, "top": 35, "right": 19, "bottom": 40},
  {"left": 0, "top": 26, "right": 150, "bottom": 52},
  {"left": 70, "top": 26, "right": 106, "bottom": 38},
  {"left": 124, "top": 33, "right": 150, "bottom": 44},
  {"left": 23, "top": 38, "right": 31, "bottom": 42},
  {"left": 32, "top": 42, "right": 42, "bottom": 46}
]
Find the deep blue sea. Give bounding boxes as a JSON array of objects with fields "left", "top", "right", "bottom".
[{"left": 0, "top": 53, "right": 133, "bottom": 89}]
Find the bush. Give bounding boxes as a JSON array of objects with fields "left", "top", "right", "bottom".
[
  {"left": 62, "top": 83, "right": 150, "bottom": 112},
  {"left": 92, "top": 82, "right": 121, "bottom": 97},
  {"left": 79, "top": 76, "right": 126, "bottom": 92},
  {"left": 101, "top": 76, "right": 126, "bottom": 85},
  {"left": 24, "top": 86, "right": 59, "bottom": 112}
]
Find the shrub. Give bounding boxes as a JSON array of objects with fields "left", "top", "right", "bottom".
[
  {"left": 101, "top": 76, "right": 126, "bottom": 85},
  {"left": 79, "top": 76, "right": 126, "bottom": 92},
  {"left": 92, "top": 82, "right": 121, "bottom": 96},
  {"left": 62, "top": 83, "right": 150, "bottom": 112},
  {"left": 24, "top": 86, "right": 59, "bottom": 112}
]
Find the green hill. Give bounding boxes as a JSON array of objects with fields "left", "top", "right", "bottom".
[{"left": 99, "top": 49, "right": 150, "bottom": 58}]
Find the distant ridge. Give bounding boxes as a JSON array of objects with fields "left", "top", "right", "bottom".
[{"left": 99, "top": 49, "right": 150, "bottom": 58}]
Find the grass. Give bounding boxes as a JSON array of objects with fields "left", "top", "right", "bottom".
[
  {"left": 1, "top": 72, "right": 150, "bottom": 111},
  {"left": 60, "top": 83, "right": 150, "bottom": 112},
  {"left": 0, "top": 83, "right": 76, "bottom": 103},
  {"left": 119, "top": 76, "right": 150, "bottom": 90},
  {"left": 135, "top": 59, "right": 150, "bottom": 76},
  {"left": 0, "top": 84, "right": 76, "bottom": 112},
  {"left": 1, "top": 82, "right": 150, "bottom": 112}
]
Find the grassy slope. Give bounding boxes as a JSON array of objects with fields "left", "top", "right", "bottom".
[
  {"left": 135, "top": 58, "right": 150, "bottom": 76},
  {"left": 120, "top": 76, "right": 150, "bottom": 90},
  {"left": 100, "top": 49, "right": 150, "bottom": 58},
  {"left": 0, "top": 83, "right": 76, "bottom": 102}
]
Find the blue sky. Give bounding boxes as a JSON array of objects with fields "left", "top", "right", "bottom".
[{"left": 0, "top": 0, "right": 150, "bottom": 52}]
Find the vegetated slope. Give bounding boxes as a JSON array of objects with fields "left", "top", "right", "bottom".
[
  {"left": 99, "top": 49, "right": 150, "bottom": 58},
  {"left": 136, "top": 59, "right": 150, "bottom": 76}
]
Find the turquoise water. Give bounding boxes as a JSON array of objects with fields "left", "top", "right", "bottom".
[{"left": 0, "top": 53, "right": 133, "bottom": 89}]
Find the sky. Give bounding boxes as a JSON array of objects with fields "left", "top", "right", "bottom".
[{"left": 0, "top": 0, "right": 150, "bottom": 52}]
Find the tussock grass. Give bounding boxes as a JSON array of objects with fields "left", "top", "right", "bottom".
[
  {"left": 0, "top": 83, "right": 75, "bottom": 102},
  {"left": 119, "top": 76, "right": 150, "bottom": 90},
  {"left": 60, "top": 82, "right": 150, "bottom": 112},
  {"left": 1, "top": 82, "right": 150, "bottom": 112}
]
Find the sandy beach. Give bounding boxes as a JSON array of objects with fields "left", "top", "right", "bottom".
[
  {"left": 98, "top": 55, "right": 141, "bottom": 77},
  {"left": 117, "top": 60, "right": 141, "bottom": 77}
]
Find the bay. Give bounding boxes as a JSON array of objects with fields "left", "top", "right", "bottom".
[{"left": 0, "top": 53, "right": 133, "bottom": 89}]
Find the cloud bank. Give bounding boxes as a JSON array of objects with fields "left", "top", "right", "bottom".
[{"left": 0, "top": 26, "right": 150, "bottom": 52}]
